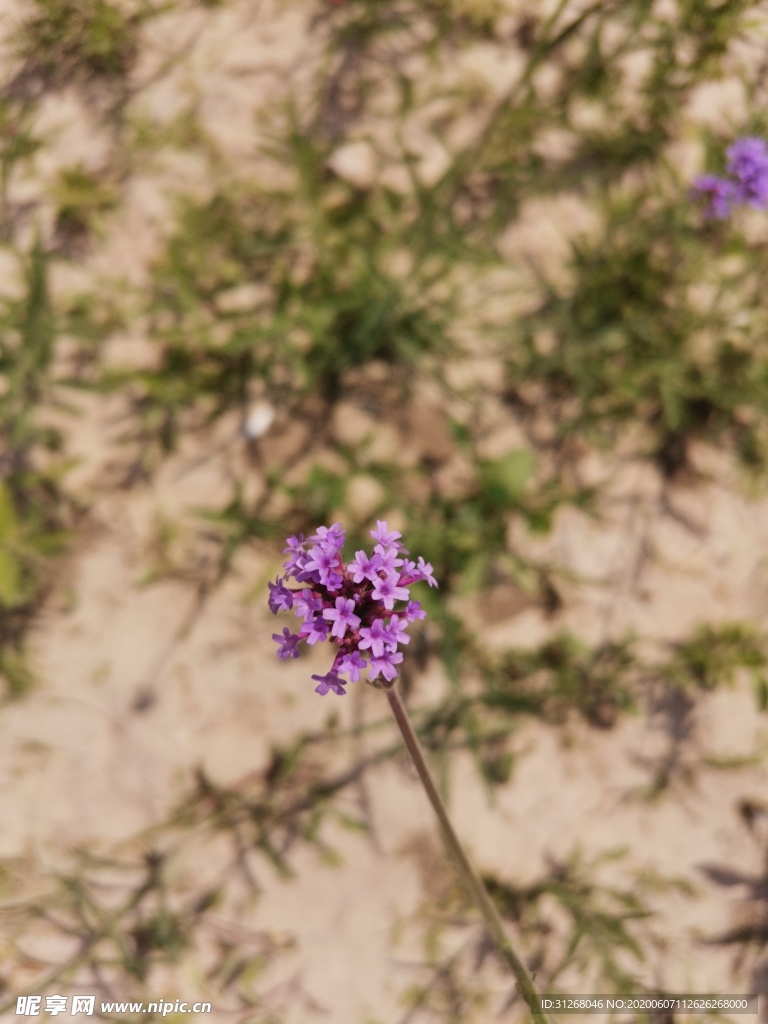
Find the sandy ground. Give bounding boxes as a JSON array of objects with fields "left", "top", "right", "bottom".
[{"left": 3, "top": 405, "right": 767, "bottom": 1021}]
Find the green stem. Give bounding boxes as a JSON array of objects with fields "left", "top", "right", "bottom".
[{"left": 384, "top": 685, "right": 551, "bottom": 1024}]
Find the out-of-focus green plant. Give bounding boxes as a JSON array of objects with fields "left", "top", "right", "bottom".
[
  {"left": 0, "top": 843, "right": 291, "bottom": 1021},
  {"left": 51, "top": 165, "right": 120, "bottom": 246},
  {"left": 13, "top": 0, "right": 142, "bottom": 89},
  {"left": 0, "top": 100, "right": 42, "bottom": 240},
  {"left": 395, "top": 846, "right": 695, "bottom": 1022},
  {"left": 505, "top": 193, "right": 768, "bottom": 475},
  {"left": 0, "top": 245, "right": 78, "bottom": 696},
  {"left": 665, "top": 623, "right": 767, "bottom": 693}
]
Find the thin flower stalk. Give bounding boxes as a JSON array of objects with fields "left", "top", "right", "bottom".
[
  {"left": 269, "top": 521, "right": 550, "bottom": 1021},
  {"left": 385, "top": 685, "right": 551, "bottom": 1024}
]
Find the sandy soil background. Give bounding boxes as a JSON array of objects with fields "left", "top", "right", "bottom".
[{"left": 2, "top": 1, "right": 768, "bottom": 1021}]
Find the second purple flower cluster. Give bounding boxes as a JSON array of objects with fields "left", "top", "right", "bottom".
[
  {"left": 269, "top": 521, "right": 437, "bottom": 696},
  {"left": 693, "top": 137, "right": 768, "bottom": 219}
]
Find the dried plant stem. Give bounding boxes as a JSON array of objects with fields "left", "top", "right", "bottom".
[{"left": 385, "top": 685, "right": 551, "bottom": 1024}]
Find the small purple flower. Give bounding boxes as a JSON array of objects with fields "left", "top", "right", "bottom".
[
  {"left": 727, "top": 137, "right": 768, "bottom": 207},
  {"left": 303, "top": 543, "right": 338, "bottom": 578},
  {"left": 374, "top": 545, "right": 404, "bottom": 574},
  {"left": 338, "top": 650, "right": 368, "bottom": 681},
  {"left": 269, "top": 521, "right": 437, "bottom": 695},
  {"left": 305, "top": 616, "right": 331, "bottom": 645},
  {"left": 282, "top": 534, "right": 306, "bottom": 575},
  {"left": 291, "top": 552, "right": 312, "bottom": 579},
  {"left": 370, "top": 520, "right": 402, "bottom": 547},
  {"left": 692, "top": 174, "right": 735, "bottom": 219},
  {"left": 322, "top": 596, "right": 361, "bottom": 639},
  {"left": 300, "top": 543, "right": 343, "bottom": 590},
  {"left": 416, "top": 557, "right": 438, "bottom": 588},
  {"left": 312, "top": 670, "right": 347, "bottom": 696},
  {"left": 272, "top": 627, "right": 301, "bottom": 661},
  {"left": 385, "top": 614, "right": 410, "bottom": 650},
  {"left": 405, "top": 600, "right": 426, "bottom": 622},
  {"left": 371, "top": 571, "right": 410, "bottom": 610},
  {"left": 309, "top": 523, "right": 346, "bottom": 549},
  {"left": 293, "top": 588, "right": 323, "bottom": 620},
  {"left": 350, "top": 550, "right": 382, "bottom": 584},
  {"left": 268, "top": 577, "right": 294, "bottom": 614},
  {"left": 368, "top": 650, "right": 403, "bottom": 682},
  {"left": 358, "top": 618, "right": 389, "bottom": 657},
  {"left": 693, "top": 138, "right": 768, "bottom": 219}
]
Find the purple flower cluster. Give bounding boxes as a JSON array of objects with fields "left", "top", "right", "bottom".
[
  {"left": 269, "top": 521, "right": 437, "bottom": 696},
  {"left": 692, "top": 137, "right": 768, "bottom": 219}
]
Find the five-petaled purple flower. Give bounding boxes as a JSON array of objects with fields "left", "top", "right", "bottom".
[
  {"left": 369, "top": 650, "right": 403, "bottom": 682},
  {"left": 339, "top": 650, "right": 368, "bottom": 681},
  {"left": 301, "top": 543, "right": 343, "bottom": 590},
  {"left": 268, "top": 577, "right": 294, "bottom": 614},
  {"left": 323, "top": 596, "right": 361, "bottom": 638},
  {"left": 312, "top": 670, "right": 347, "bottom": 696},
  {"left": 693, "top": 137, "right": 768, "bottom": 219},
  {"left": 370, "top": 520, "right": 404, "bottom": 549},
  {"left": 268, "top": 521, "right": 436, "bottom": 695},
  {"left": 371, "top": 571, "right": 411, "bottom": 610},
  {"left": 358, "top": 618, "right": 389, "bottom": 657},
  {"left": 272, "top": 627, "right": 301, "bottom": 661},
  {"left": 350, "top": 550, "right": 381, "bottom": 583}
]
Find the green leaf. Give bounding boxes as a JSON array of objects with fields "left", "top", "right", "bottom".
[
  {"left": 0, "top": 648, "right": 36, "bottom": 698},
  {"left": 449, "top": 419, "right": 472, "bottom": 447},
  {"left": 755, "top": 675, "right": 768, "bottom": 713},
  {"left": 457, "top": 552, "right": 487, "bottom": 594},
  {"left": 0, "top": 485, "right": 18, "bottom": 540},
  {"left": 0, "top": 548, "right": 23, "bottom": 607},
  {"left": 480, "top": 449, "right": 536, "bottom": 510},
  {"left": 333, "top": 810, "right": 370, "bottom": 834}
]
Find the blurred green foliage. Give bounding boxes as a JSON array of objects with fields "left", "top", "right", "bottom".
[
  {"left": 0, "top": 245, "right": 79, "bottom": 696},
  {"left": 14, "top": 0, "right": 142, "bottom": 87},
  {"left": 507, "top": 194, "right": 768, "bottom": 473}
]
